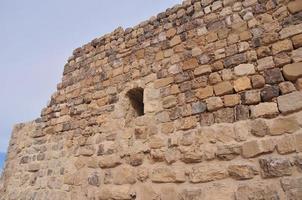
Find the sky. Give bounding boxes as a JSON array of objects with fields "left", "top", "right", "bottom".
[{"left": 0, "top": 0, "right": 181, "bottom": 168}]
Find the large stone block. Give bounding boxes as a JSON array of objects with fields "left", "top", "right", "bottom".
[
  {"left": 281, "top": 177, "right": 302, "bottom": 200},
  {"left": 283, "top": 62, "right": 302, "bottom": 81},
  {"left": 259, "top": 157, "right": 292, "bottom": 178},
  {"left": 277, "top": 91, "right": 302, "bottom": 114},
  {"left": 189, "top": 165, "right": 228, "bottom": 183},
  {"left": 250, "top": 102, "right": 279, "bottom": 118}
]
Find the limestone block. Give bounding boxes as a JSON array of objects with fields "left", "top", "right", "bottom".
[
  {"left": 283, "top": 62, "right": 302, "bottom": 81},
  {"left": 277, "top": 91, "right": 302, "bottom": 114},
  {"left": 281, "top": 177, "right": 302, "bottom": 200},
  {"left": 234, "top": 64, "right": 255, "bottom": 76},
  {"left": 189, "top": 165, "right": 228, "bottom": 183},
  {"left": 234, "top": 76, "right": 252, "bottom": 92},
  {"left": 97, "top": 185, "right": 132, "bottom": 200},
  {"left": 292, "top": 33, "right": 302, "bottom": 48},
  {"left": 250, "top": 102, "right": 279, "bottom": 118},
  {"left": 228, "top": 163, "right": 258, "bottom": 180},
  {"left": 196, "top": 86, "right": 214, "bottom": 99},
  {"left": 214, "top": 81, "right": 234, "bottom": 96},
  {"left": 287, "top": 0, "right": 302, "bottom": 14},
  {"left": 206, "top": 97, "right": 224, "bottom": 111},
  {"left": 98, "top": 154, "right": 121, "bottom": 168},
  {"left": 250, "top": 119, "right": 269, "bottom": 137},
  {"left": 183, "top": 58, "right": 199, "bottom": 70},
  {"left": 112, "top": 165, "right": 136, "bottom": 185},
  {"left": 235, "top": 184, "right": 280, "bottom": 200},
  {"left": 243, "top": 90, "right": 261, "bottom": 105},
  {"left": 224, "top": 94, "right": 240, "bottom": 107},
  {"left": 276, "top": 135, "right": 296, "bottom": 154},
  {"left": 292, "top": 47, "right": 302, "bottom": 62},
  {"left": 257, "top": 56, "right": 275, "bottom": 71},
  {"left": 251, "top": 75, "right": 265, "bottom": 88},
  {"left": 268, "top": 116, "right": 300, "bottom": 135},
  {"left": 150, "top": 166, "right": 185, "bottom": 183},
  {"left": 279, "top": 81, "right": 297, "bottom": 94},
  {"left": 272, "top": 39, "right": 293, "bottom": 55},
  {"left": 280, "top": 23, "right": 302, "bottom": 39}
]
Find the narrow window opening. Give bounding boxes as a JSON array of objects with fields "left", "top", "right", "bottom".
[{"left": 126, "top": 87, "right": 144, "bottom": 117}]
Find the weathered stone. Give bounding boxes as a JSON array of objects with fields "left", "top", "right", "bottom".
[
  {"left": 28, "top": 163, "right": 40, "bottom": 172},
  {"left": 250, "top": 119, "right": 268, "bottom": 138},
  {"left": 209, "top": 72, "right": 222, "bottom": 85},
  {"left": 196, "top": 86, "right": 213, "bottom": 99},
  {"left": 235, "top": 184, "right": 280, "bottom": 200},
  {"left": 292, "top": 34, "right": 302, "bottom": 48},
  {"left": 200, "top": 113, "right": 215, "bottom": 126},
  {"left": 194, "top": 65, "right": 212, "bottom": 75},
  {"left": 206, "top": 97, "right": 224, "bottom": 111},
  {"left": 183, "top": 58, "right": 199, "bottom": 70},
  {"left": 162, "top": 95, "right": 177, "bottom": 109},
  {"left": 113, "top": 166, "right": 136, "bottom": 185},
  {"left": 150, "top": 166, "right": 185, "bottom": 183},
  {"left": 257, "top": 56, "right": 275, "bottom": 71},
  {"left": 88, "top": 172, "right": 100, "bottom": 187},
  {"left": 250, "top": 102, "right": 279, "bottom": 118},
  {"left": 189, "top": 165, "right": 228, "bottom": 183},
  {"left": 277, "top": 91, "right": 302, "bottom": 113},
  {"left": 216, "top": 144, "right": 241, "bottom": 160},
  {"left": 276, "top": 135, "right": 296, "bottom": 154},
  {"left": 234, "top": 76, "right": 252, "bottom": 92},
  {"left": 274, "top": 52, "right": 291, "bottom": 67},
  {"left": 235, "top": 105, "right": 250, "bottom": 121},
  {"left": 191, "top": 101, "right": 206, "bottom": 114},
  {"left": 272, "top": 39, "right": 293, "bottom": 55},
  {"left": 293, "top": 47, "right": 302, "bottom": 62},
  {"left": 99, "top": 155, "right": 121, "bottom": 168},
  {"left": 224, "top": 94, "right": 240, "bottom": 107},
  {"left": 170, "top": 35, "right": 181, "bottom": 46},
  {"left": 264, "top": 68, "right": 284, "bottom": 84},
  {"left": 214, "top": 81, "right": 234, "bottom": 96},
  {"left": 243, "top": 90, "right": 261, "bottom": 105},
  {"left": 279, "top": 81, "right": 297, "bottom": 94},
  {"left": 154, "top": 77, "right": 174, "bottom": 88},
  {"left": 214, "top": 108, "right": 235, "bottom": 123},
  {"left": 97, "top": 185, "right": 132, "bottom": 200},
  {"left": 268, "top": 117, "right": 300, "bottom": 135},
  {"left": 260, "top": 85, "right": 280, "bottom": 102},
  {"left": 283, "top": 62, "right": 302, "bottom": 81},
  {"left": 224, "top": 53, "right": 247, "bottom": 68},
  {"left": 280, "top": 23, "right": 302, "bottom": 39},
  {"left": 234, "top": 64, "right": 255, "bottom": 76},
  {"left": 251, "top": 75, "right": 265, "bottom": 88},
  {"left": 288, "top": 0, "right": 302, "bottom": 14},
  {"left": 228, "top": 163, "right": 258, "bottom": 180},
  {"left": 242, "top": 140, "right": 263, "bottom": 158},
  {"left": 281, "top": 177, "right": 302, "bottom": 200},
  {"left": 259, "top": 157, "right": 292, "bottom": 178}
]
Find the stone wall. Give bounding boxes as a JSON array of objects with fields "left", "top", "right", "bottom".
[{"left": 1, "top": 0, "right": 302, "bottom": 199}]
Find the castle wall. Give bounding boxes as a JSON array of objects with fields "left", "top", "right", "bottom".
[{"left": 1, "top": 0, "right": 302, "bottom": 199}]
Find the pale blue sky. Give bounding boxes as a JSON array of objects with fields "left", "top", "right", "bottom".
[{"left": 0, "top": 0, "right": 181, "bottom": 159}]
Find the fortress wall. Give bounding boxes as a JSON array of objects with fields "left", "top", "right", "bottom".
[{"left": 1, "top": 0, "right": 302, "bottom": 199}]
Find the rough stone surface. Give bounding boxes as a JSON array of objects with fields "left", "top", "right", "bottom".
[
  {"left": 277, "top": 91, "right": 302, "bottom": 113},
  {"left": 1, "top": 1, "right": 302, "bottom": 199}
]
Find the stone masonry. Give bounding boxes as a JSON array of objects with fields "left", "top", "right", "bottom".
[{"left": 1, "top": 0, "right": 302, "bottom": 199}]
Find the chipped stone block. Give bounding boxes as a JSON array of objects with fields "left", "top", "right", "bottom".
[{"left": 259, "top": 157, "right": 292, "bottom": 178}]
